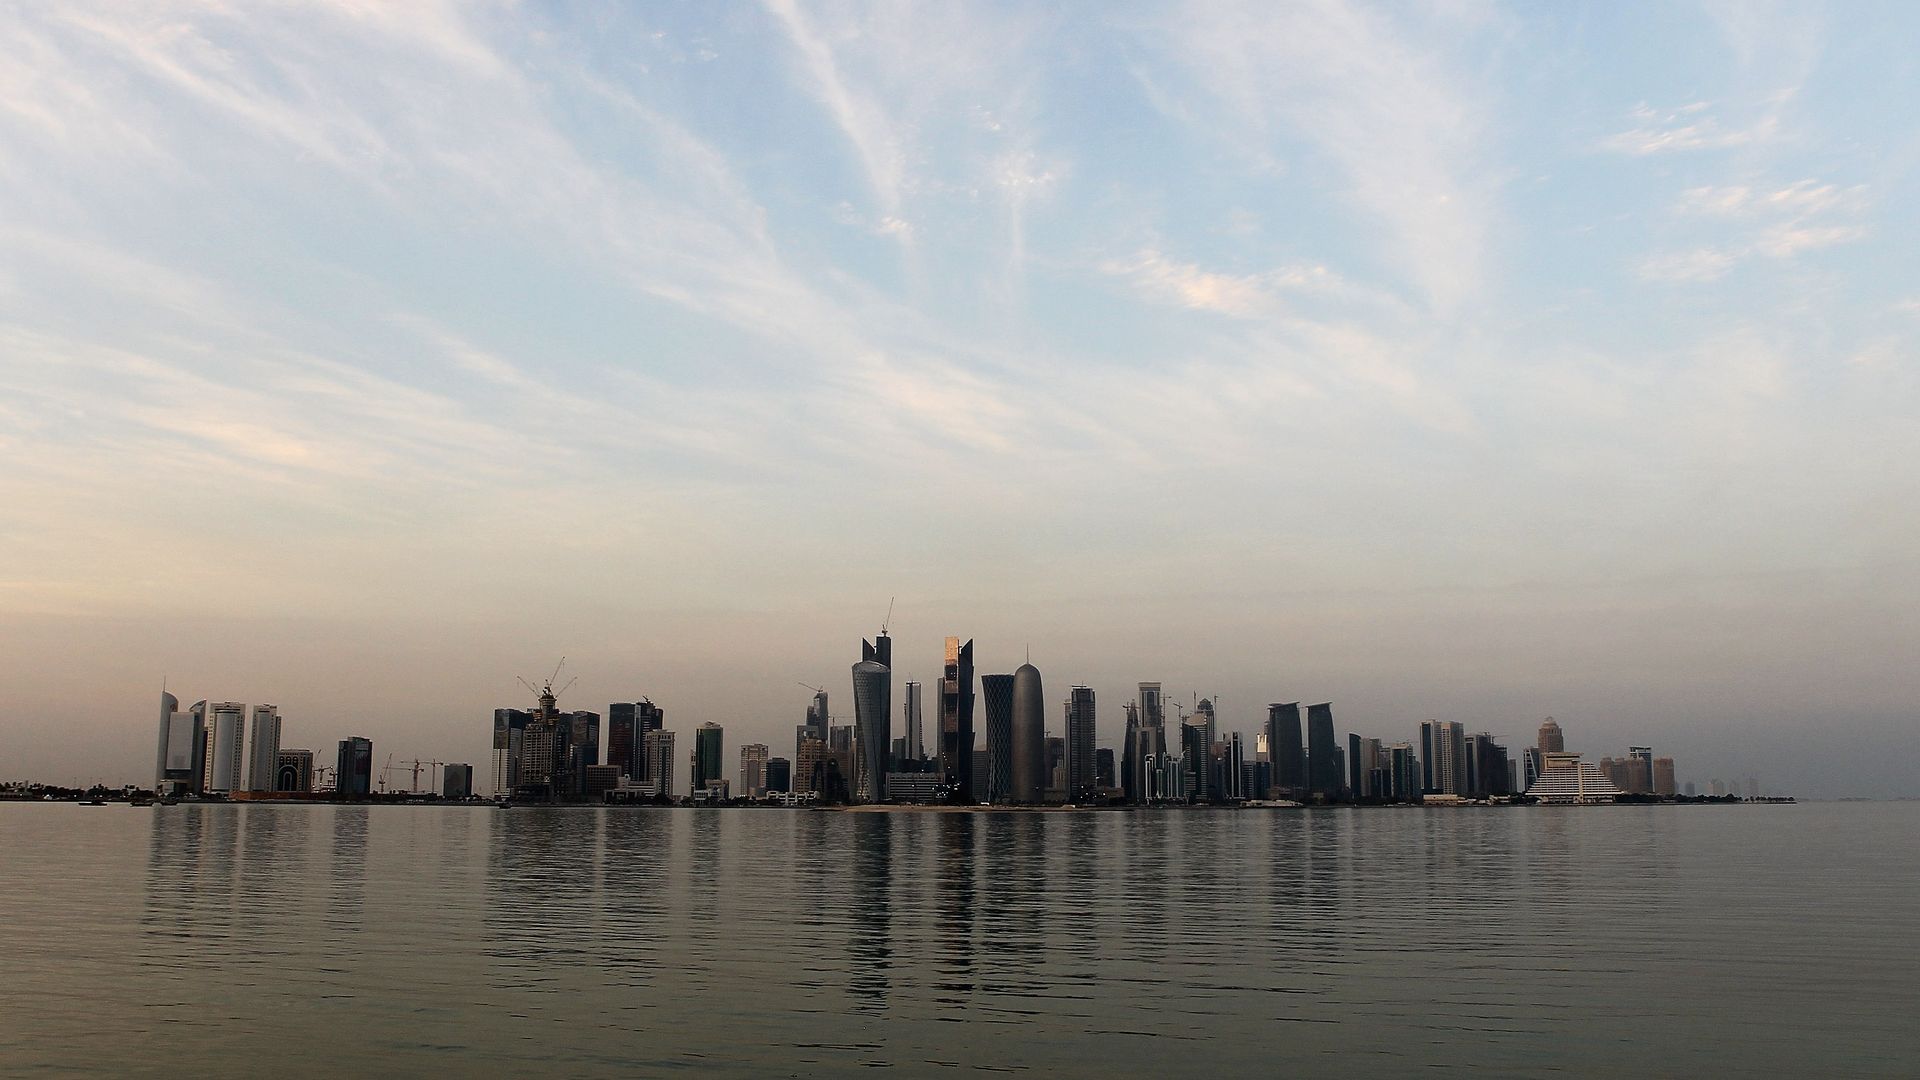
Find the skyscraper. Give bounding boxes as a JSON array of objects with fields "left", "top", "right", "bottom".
[
  {"left": 608, "top": 702, "right": 637, "bottom": 775},
  {"left": 1066, "top": 685, "right": 1096, "bottom": 801},
  {"left": 852, "top": 631, "right": 892, "bottom": 802},
  {"left": 1138, "top": 682, "right": 1165, "bottom": 732},
  {"left": 1095, "top": 747, "right": 1116, "bottom": 791},
  {"left": 246, "top": 704, "right": 282, "bottom": 793},
  {"left": 766, "top": 757, "right": 792, "bottom": 794},
  {"left": 740, "top": 743, "right": 769, "bottom": 797},
  {"left": 692, "top": 723, "right": 724, "bottom": 795},
  {"left": 1267, "top": 703, "right": 1304, "bottom": 799},
  {"left": 1538, "top": 717, "right": 1565, "bottom": 752},
  {"left": 336, "top": 737, "right": 373, "bottom": 797},
  {"left": 1653, "top": 756, "right": 1677, "bottom": 796},
  {"left": 1306, "top": 703, "right": 1340, "bottom": 799},
  {"left": 1628, "top": 746, "right": 1654, "bottom": 795},
  {"left": 275, "top": 749, "right": 313, "bottom": 792},
  {"left": 981, "top": 673, "right": 1015, "bottom": 802},
  {"left": 204, "top": 702, "right": 246, "bottom": 794},
  {"left": 938, "top": 637, "right": 976, "bottom": 802},
  {"left": 1428, "top": 720, "right": 1467, "bottom": 795},
  {"left": 153, "top": 691, "right": 203, "bottom": 796},
  {"left": 903, "top": 680, "right": 924, "bottom": 764},
  {"left": 1010, "top": 661, "right": 1045, "bottom": 803},
  {"left": 643, "top": 730, "right": 677, "bottom": 797}
]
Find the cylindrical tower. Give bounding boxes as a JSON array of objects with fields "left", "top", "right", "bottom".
[{"left": 1010, "top": 662, "right": 1046, "bottom": 803}]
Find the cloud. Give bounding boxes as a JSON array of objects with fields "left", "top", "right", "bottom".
[
  {"left": 1101, "top": 249, "right": 1347, "bottom": 318},
  {"left": 1643, "top": 177, "right": 1869, "bottom": 283},
  {"left": 1597, "top": 102, "right": 1771, "bottom": 155}
]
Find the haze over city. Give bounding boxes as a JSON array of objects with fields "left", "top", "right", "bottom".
[{"left": 3, "top": 3, "right": 1916, "bottom": 797}]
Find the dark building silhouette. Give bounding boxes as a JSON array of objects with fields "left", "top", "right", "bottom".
[
  {"left": 1180, "top": 722, "right": 1208, "bottom": 801},
  {"left": 1010, "top": 662, "right": 1046, "bottom": 803},
  {"left": 1266, "top": 702, "right": 1304, "bottom": 799},
  {"left": 1306, "top": 703, "right": 1340, "bottom": 799},
  {"left": 853, "top": 633, "right": 891, "bottom": 803},
  {"left": 336, "top": 736, "right": 372, "bottom": 797},
  {"left": 981, "top": 673, "right": 1015, "bottom": 802},
  {"left": 1095, "top": 747, "right": 1116, "bottom": 791},
  {"left": 608, "top": 702, "right": 636, "bottom": 774},
  {"left": 938, "top": 637, "right": 976, "bottom": 802},
  {"left": 766, "top": 757, "right": 791, "bottom": 794},
  {"left": 692, "top": 723, "right": 724, "bottom": 794},
  {"left": 1066, "top": 686, "right": 1096, "bottom": 801}
]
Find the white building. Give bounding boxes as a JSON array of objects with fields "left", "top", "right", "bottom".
[
  {"left": 203, "top": 702, "right": 247, "bottom": 793},
  {"left": 246, "top": 704, "right": 282, "bottom": 793},
  {"left": 1523, "top": 751, "right": 1625, "bottom": 805}
]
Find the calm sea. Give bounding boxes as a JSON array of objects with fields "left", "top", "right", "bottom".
[{"left": 1, "top": 802, "right": 1914, "bottom": 1077}]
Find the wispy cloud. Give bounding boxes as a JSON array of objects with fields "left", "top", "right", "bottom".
[
  {"left": 1641, "top": 178, "right": 1869, "bottom": 283},
  {"left": 1598, "top": 102, "right": 1772, "bottom": 155}
]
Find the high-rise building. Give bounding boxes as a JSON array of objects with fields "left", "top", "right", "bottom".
[
  {"left": 1138, "top": 682, "right": 1165, "bottom": 732},
  {"left": 1538, "top": 717, "right": 1565, "bottom": 752},
  {"left": 1066, "top": 686, "right": 1097, "bottom": 801},
  {"left": 938, "top": 637, "right": 977, "bottom": 802},
  {"left": 794, "top": 735, "right": 827, "bottom": 796},
  {"left": 642, "top": 730, "right": 677, "bottom": 797},
  {"left": 1010, "top": 662, "right": 1046, "bottom": 803},
  {"left": 766, "top": 757, "right": 792, "bottom": 794},
  {"left": 1267, "top": 703, "right": 1304, "bottom": 799},
  {"left": 1194, "top": 697, "right": 1218, "bottom": 748},
  {"left": 852, "top": 632, "right": 892, "bottom": 802},
  {"left": 981, "top": 673, "right": 1015, "bottom": 802},
  {"left": 153, "top": 691, "right": 204, "bottom": 796},
  {"left": 336, "top": 737, "right": 373, "bottom": 797},
  {"left": 1427, "top": 720, "right": 1467, "bottom": 795},
  {"left": 1525, "top": 751, "right": 1624, "bottom": 804},
  {"left": 246, "top": 704, "right": 282, "bottom": 793},
  {"left": 1181, "top": 710, "right": 1212, "bottom": 800},
  {"left": 1653, "top": 757, "right": 1677, "bottom": 796},
  {"left": 275, "top": 749, "right": 313, "bottom": 793},
  {"left": 443, "top": 763, "right": 473, "bottom": 799},
  {"left": 902, "top": 680, "right": 924, "bottom": 763},
  {"left": 1096, "top": 747, "right": 1116, "bottom": 791},
  {"left": 740, "top": 743, "right": 769, "bottom": 798},
  {"left": 607, "top": 702, "right": 637, "bottom": 775},
  {"left": 1306, "top": 703, "right": 1339, "bottom": 800},
  {"left": 492, "top": 708, "right": 532, "bottom": 795},
  {"left": 1121, "top": 699, "right": 1144, "bottom": 803},
  {"left": 692, "top": 723, "right": 724, "bottom": 795},
  {"left": 1466, "top": 733, "right": 1511, "bottom": 797},
  {"left": 203, "top": 702, "right": 246, "bottom": 794},
  {"left": 1628, "top": 746, "right": 1654, "bottom": 795}
]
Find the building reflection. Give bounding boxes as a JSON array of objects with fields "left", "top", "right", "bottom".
[{"left": 846, "top": 813, "right": 893, "bottom": 1010}]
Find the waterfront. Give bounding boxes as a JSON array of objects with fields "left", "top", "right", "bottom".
[{"left": 2, "top": 802, "right": 1914, "bottom": 1077}]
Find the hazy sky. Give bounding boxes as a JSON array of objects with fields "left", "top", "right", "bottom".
[{"left": 3, "top": 2, "right": 1916, "bottom": 797}]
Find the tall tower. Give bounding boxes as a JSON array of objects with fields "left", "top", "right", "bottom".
[
  {"left": 981, "top": 673, "right": 1015, "bottom": 802},
  {"left": 1010, "top": 662, "right": 1046, "bottom": 803},
  {"left": 903, "top": 680, "right": 924, "bottom": 763},
  {"left": 692, "top": 723, "right": 724, "bottom": 795},
  {"left": 1066, "top": 686, "right": 1097, "bottom": 801},
  {"left": 852, "top": 635, "right": 891, "bottom": 803},
  {"left": 1306, "top": 703, "right": 1339, "bottom": 799},
  {"left": 1538, "top": 717, "right": 1565, "bottom": 752},
  {"left": 246, "top": 705, "right": 282, "bottom": 793},
  {"left": 1266, "top": 703, "right": 1304, "bottom": 799},
  {"left": 938, "top": 637, "right": 976, "bottom": 802},
  {"left": 204, "top": 702, "right": 247, "bottom": 794}
]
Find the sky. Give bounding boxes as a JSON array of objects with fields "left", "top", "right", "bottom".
[{"left": 2, "top": 1, "right": 1916, "bottom": 798}]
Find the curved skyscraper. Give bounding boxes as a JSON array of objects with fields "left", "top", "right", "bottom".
[
  {"left": 851, "top": 654, "right": 891, "bottom": 803},
  {"left": 154, "top": 691, "right": 202, "bottom": 795},
  {"left": 1010, "top": 662, "right": 1046, "bottom": 803},
  {"left": 981, "top": 673, "right": 1014, "bottom": 802},
  {"left": 937, "top": 637, "right": 976, "bottom": 802},
  {"left": 1307, "top": 703, "right": 1340, "bottom": 799}
]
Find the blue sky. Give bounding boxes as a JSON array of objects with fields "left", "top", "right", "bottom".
[{"left": 2, "top": 2, "right": 1916, "bottom": 795}]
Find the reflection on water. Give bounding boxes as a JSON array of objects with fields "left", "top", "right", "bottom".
[{"left": 0, "top": 803, "right": 1915, "bottom": 1077}]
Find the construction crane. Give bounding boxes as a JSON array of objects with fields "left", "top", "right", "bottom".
[
  {"left": 409, "top": 759, "right": 446, "bottom": 794},
  {"left": 377, "top": 753, "right": 398, "bottom": 793},
  {"left": 797, "top": 682, "right": 826, "bottom": 695},
  {"left": 518, "top": 657, "right": 577, "bottom": 711},
  {"left": 881, "top": 596, "right": 894, "bottom": 635}
]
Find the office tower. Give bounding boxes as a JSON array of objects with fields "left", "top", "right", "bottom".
[
  {"left": 1129, "top": 726, "right": 1158, "bottom": 803},
  {"left": 443, "top": 763, "right": 473, "bottom": 799},
  {"left": 1306, "top": 703, "right": 1339, "bottom": 800},
  {"left": 643, "top": 730, "right": 677, "bottom": 797},
  {"left": 1538, "top": 717, "right": 1565, "bottom": 752},
  {"left": 1653, "top": 757, "right": 1677, "bottom": 796},
  {"left": 274, "top": 749, "right": 313, "bottom": 792},
  {"left": 1267, "top": 703, "right": 1304, "bottom": 799},
  {"left": 1044, "top": 736, "right": 1067, "bottom": 800},
  {"left": 1466, "top": 734, "right": 1510, "bottom": 797},
  {"left": 806, "top": 689, "right": 830, "bottom": 742},
  {"left": 154, "top": 691, "right": 204, "bottom": 796},
  {"left": 1628, "top": 746, "right": 1654, "bottom": 794},
  {"left": 1523, "top": 745, "right": 1544, "bottom": 791},
  {"left": 1096, "top": 747, "right": 1116, "bottom": 791},
  {"left": 1138, "top": 682, "right": 1165, "bottom": 731},
  {"left": 938, "top": 637, "right": 977, "bottom": 802},
  {"left": 1066, "top": 686, "right": 1096, "bottom": 801},
  {"left": 740, "top": 743, "right": 769, "bottom": 798},
  {"left": 1385, "top": 743, "right": 1419, "bottom": 802},
  {"left": 1121, "top": 700, "right": 1143, "bottom": 803},
  {"left": 1178, "top": 722, "right": 1207, "bottom": 800},
  {"left": 1419, "top": 721, "right": 1435, "bottom": 793},
  {"left": 903, "top": 680, "right": 924, "bottom": 763},
  {"left": 981, "top": 673, "right": 1015, "bottom": 802},
  {"left": 852, "top": 632, "right": 892, "bottom": 802},
  {"left": 492, "top": 708, "right": 533, "bottom": 794},
  {"left": 245, "top": 705, "right": 282, "bottom": 793},
  {"left": 336, "top": 737, "right": 373, "bottom": 796},
  {"left": 972, "top": 748, "right": 990, "bottom": 796},
  {"left": 794, "top": 736, "right": 827, "bottom": 796},
  {"left": 1225, "top": 732, "right": 1245, "bottom": 800},
  {"left": 202, "top": 702, "right": 246, "bottom": 794},
  {"left": 1428, "top": 720, "right": 1467, "bottom": 795},
  {"left": 608, "top": 703, "right": 636, "bottom": 775},
  {"left": 1598, "top": 757, "right": 1628, "bottom": 790},
  {"left": 1684, "top": 780, "right": 1697, "bottom": 797},
  {"left": 692, "top": 723, "right": 724, "bottom": 794},
  {"left": 1010, "top": 662, "right": 1046, "bottom": 803},
  {"left": 766, "top": 757, "right": 792, "bottom": 794},
  {"left": 1194, "top": 697, "right": 1218, "bottom": 747}
]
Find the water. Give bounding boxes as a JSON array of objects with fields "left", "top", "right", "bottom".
[{"left": 1, "top": 802, "right": 1914, "bottom": 1077}]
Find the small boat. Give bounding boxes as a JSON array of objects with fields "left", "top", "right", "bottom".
[
  {"left": 130, "top": 798, "right": 154, "bottom": 807},
  {"left": 79, "top": 799, "right": 108, "bottom": 806}
]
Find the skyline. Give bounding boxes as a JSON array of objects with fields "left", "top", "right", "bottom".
[{"left": 3, "top": 3, "right": 1918, "bottom": 797}]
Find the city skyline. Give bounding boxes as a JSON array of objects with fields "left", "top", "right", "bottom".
[{"left": 3, "top": 4, "right": 1917, "bottom": 798}]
